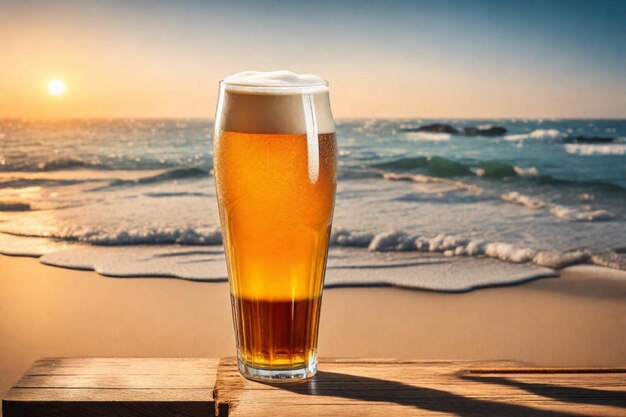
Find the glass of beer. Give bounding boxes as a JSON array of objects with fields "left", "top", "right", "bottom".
[{"left": 213, "top": 71, "right": 337, "bottom": 382}]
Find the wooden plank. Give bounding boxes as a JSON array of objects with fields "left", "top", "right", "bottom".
[
  {"left": 4, "top": 358, "right": 626, "bottom": 417},
  {"left": 28, "top": 358, "right": 216, "bottom": 375},
  {"left": 4, "top": 401, "right": 211, "bottom": 417},
  {"left": 15, "top": 374, "right": 213, "bottom": 389},
  {"left": 3, "top": 358, "right": 217, "bottom": 417},
  {"left": 215, "top": 358, "right": 626, "bottom": 417},
  {"left": 467, "top": 367, "right": 626, "bottom": 374},
  {"left": 5, "top": 388, "right": 211, "bottom": 402}
]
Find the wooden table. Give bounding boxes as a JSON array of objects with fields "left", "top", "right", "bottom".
[{"left": 3, "top": 358, "right": 625, "bottom": 416}]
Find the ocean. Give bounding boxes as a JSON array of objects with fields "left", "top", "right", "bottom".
[{"left": 1, "top": 118, "right": 624, "bottom": 291}]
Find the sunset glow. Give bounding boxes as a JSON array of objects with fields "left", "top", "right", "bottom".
[
  {"left": 0, "top": 1, "right": 624, "bottom": 118},
  {"left": 48, "top": 79, "right": 66, "bottom": 96}
]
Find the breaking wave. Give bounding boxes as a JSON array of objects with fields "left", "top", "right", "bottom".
[
  {"left": 92, "top": 167, "right": 210, "bottom": 190},
  {"left": 505, "top": 129, "right": 561, "bottom": 141},
  {"left": 1, "top": 226, "right": 223, "bottom": 245},
  {"left": 403, "top": 131, "right": 451, "bottom": 141},
  {"left": 372, "top": 156, "right": 525, "bottom": 178},
  {"left": 500, "top": 192, "right": 616, "bottom": 221},
  {"left": 0, "top": 178, "right": 81, "bottom": 188},
  {"left": 0, "top": 157, "right": 110, "bottom": 172},
  {"left": 564, "top": 144, "right": 626, "bottom": 156},
  {"left": 368, "top": 156, "right": 625, "bottom": 190},
  {"left": 383, "top": 172, "right": 483, "bottom": 194},
  {"left": 2, "top": 226, "right": 623, "bottom": 271},
  {"left": 330, "top": 228, "right": 623, "bottom": 270},
  {"left": 0, "top": 156, "right": 195, "bottom": 172}
]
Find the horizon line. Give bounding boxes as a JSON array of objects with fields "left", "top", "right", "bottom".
[{"left": 1, "top": 116, "right": 626, "bottom": 122}]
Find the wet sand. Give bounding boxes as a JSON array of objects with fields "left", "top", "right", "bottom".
[{"left": 1, "top": 255, "right": 625, "bottom": 409}]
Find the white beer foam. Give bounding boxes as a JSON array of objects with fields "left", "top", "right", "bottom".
[
  {"left": 217, "top": 70, "right": 335, "bottom": 135},
  {"left": 223, "top": 70, "right": 328, "bottom": 93}
]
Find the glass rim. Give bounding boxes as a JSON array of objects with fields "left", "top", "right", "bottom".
[{"left": 219, "top": 79, "right": 329, "bottom": 92}]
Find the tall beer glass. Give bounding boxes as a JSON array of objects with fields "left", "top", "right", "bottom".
[{"left": 213, "top": 71, "right": 336, "bottom": 382}]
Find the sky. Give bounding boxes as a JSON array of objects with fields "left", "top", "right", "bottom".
[{"left": 0, "top": 0, "right": 624, "bottom": 119}]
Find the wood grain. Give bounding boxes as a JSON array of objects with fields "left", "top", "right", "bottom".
[
  {"left": 215, "top": 358, "right": 626, "bottom": 417},
  {"left": 4, "top": 357, "right": 626, "bottom": 417},
  {"left": 3, "top": 358, "right": 217, "bottom": 417}
]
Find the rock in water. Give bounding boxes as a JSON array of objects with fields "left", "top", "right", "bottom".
[
  {"left": 462, "top": 126, "right": 508, "bottom": 136},
  {"left": 563, "top": 136, "right": 617, "bottom": 144},
  {"left": 401, "top": 123, "right": 459, "bottom": 134}
]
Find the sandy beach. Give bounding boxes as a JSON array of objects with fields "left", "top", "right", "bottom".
[{"left": 1, "top": 255, "right": 625, "bottom": 408}]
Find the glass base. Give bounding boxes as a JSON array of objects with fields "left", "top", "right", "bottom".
[{"left": 237, "top": 356, "right": 317, "bottom": 383}]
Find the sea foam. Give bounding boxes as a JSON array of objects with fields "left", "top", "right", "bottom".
[
  {"left": 549, "top": 205, "right": 615, "bottom": 222},
  {"left": 1, "top": 226, "right": 223, "bottom": 245},
  {"left": 505, "top": 129, "right": 561, "bottom": 141},
  {"left": 324, "top": 229, "right": 624, "bottom": 271},
  {"left": 33, "top": 245, "right": 557, "bottom": 292},
  {"left": 404, "top": 132, "right": 451, "bottom": 141},
  {"left": 499, "top": 191, "right": 615, "bottom": 222},
  {"left": 500, "top": 191, "right": 546, "bottom": 209},
  {"left": 564, "top": 144, "right": 626, "bottom": 156},
  {"left": 383, "top": 172, "right": 484, "bottom": 194}
]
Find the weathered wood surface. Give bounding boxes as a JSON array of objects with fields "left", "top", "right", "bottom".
[
  {"left": 215, "top": 358, "right": 626, "bottom": 417},
  {"left": 3, "top": 358, "right": 218, "bottom": 417},
  {"left": 4, "top": 357, "right": 626, "bottom": 417}
]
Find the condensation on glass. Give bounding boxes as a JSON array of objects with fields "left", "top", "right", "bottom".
[{"left": 213, "top": 72, "right": 336, "bottom": 382}]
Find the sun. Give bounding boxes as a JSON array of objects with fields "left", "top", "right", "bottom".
[{"left": 48, "top": 79, "right": 66, "bottom": 96}]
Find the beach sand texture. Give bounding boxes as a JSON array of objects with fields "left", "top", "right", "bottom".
[{"left": 1, "top": 255, "right": 625, "bottom": 416}]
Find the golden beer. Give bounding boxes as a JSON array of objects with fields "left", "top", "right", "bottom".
[{"left": 213, "top": 71, "right": 336, "bottom": 381}]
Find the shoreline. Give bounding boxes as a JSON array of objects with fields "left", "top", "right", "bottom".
[
  {"left": 1, "top": 222, "right": 624, "bottom": 286},
  {"left": 2, "top": 235, "right": 617, "bottom": 292},
  {"left": 2, "top": 254, "right": 625, "bottom": 407}
]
